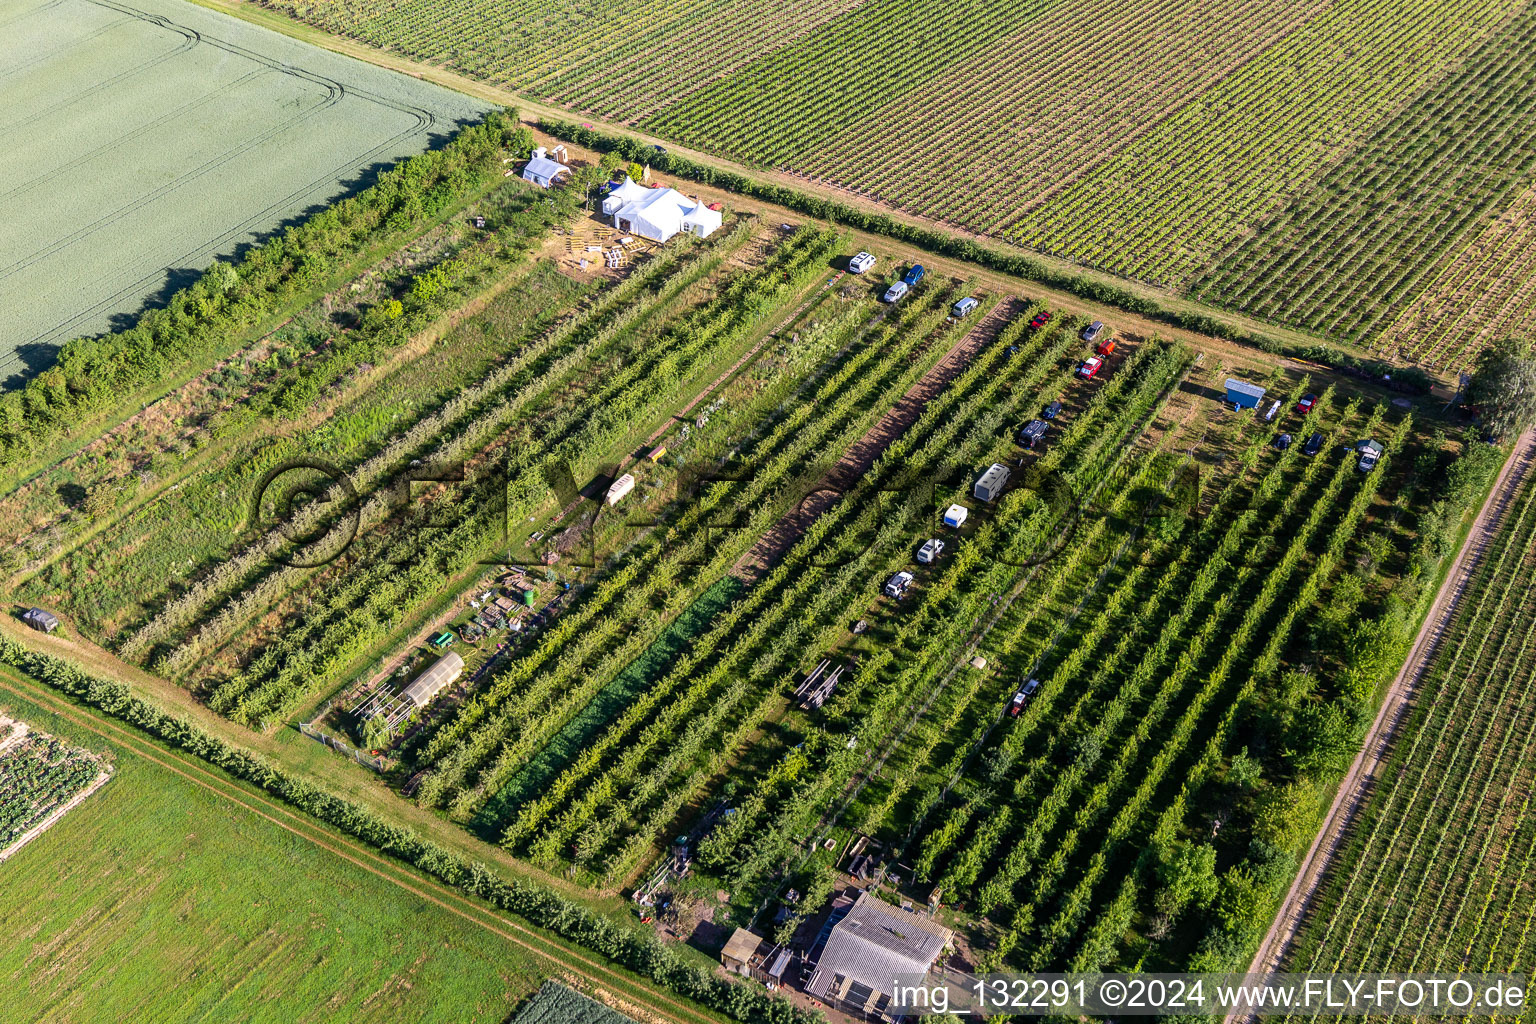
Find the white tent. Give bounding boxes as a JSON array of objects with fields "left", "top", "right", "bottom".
[
  {"left": 522, "top": 152, "right": 570, "bottom": 189},
  {"left": 611, "top": 187, "right": 721, "bottom": 243},
  {"left": 682, "top": 202, "right": 723, "bottom": 237},
  {"left": 600, "top": 177, "right": 651, "bottom": 215}
]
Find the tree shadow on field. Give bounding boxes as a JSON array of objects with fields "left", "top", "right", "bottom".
[
  {"left": 105, "top": 266, "right": 206, "bottom": 333},
  {"left": 1, "top": 343, "right": 65, "bottom": 390}
]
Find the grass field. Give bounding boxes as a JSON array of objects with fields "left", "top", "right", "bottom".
[
  {"left": 0, "top": 685, "right": 545, "bottom": 1024},
  {"left": 0, "top": 0, "right": 487, "bottom": 374},
  {"left": 251, "top": 0, "right": 1536, "bottom": 369},
  {"left": 1278, "top": 461, "right": 1536, "bottom": 1003}
]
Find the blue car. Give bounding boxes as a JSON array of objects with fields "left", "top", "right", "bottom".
[{"left": 902, "top": 264, "right": 926, "bottom": 287}]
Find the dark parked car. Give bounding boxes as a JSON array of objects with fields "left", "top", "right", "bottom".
[
  {"left": 1043, "top": 400, "right": 1063, "bottom": 420},
  {"left": 1274, "top": 433, "right": 1292, "bottom": 450},
  {"left": 1302, "top": 433, "right": 1324, "bottom": 456},
  {"left": 1019, "top": 419, "right": 1048, "bottom": 449}
]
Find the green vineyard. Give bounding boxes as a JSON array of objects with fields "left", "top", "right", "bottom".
[
  {"left": 1280, "top": 451, "right": 1536, "bottom": 1005},
  {"left": 255, "top": 0, "right": 1536, "bottom": 369}
]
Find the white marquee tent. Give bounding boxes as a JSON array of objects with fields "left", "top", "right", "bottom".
[{"left": 606, "top": 182, "right": 722, "bottom": 243}]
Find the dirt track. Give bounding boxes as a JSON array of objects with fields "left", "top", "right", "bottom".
[{"left": 1235, "top": 429, "right": 1536, "bottom": 1012}]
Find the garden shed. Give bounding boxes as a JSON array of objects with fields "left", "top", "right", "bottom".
[
  {"left": 1224, "top": 378, "right": 1266, "bottom": 410},
  {"left": 722, "top": 928, "right": 769, "bottom": 977}
]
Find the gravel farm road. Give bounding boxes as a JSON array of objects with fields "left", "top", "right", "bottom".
[{"left": 1232, "top": 429, "right": 1536, "bottom": 1021}]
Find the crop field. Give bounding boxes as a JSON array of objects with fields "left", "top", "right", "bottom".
[
  {"left": 0, "top": 685, "right": 553, "bottom": 1024},
  {"left": 0, "top": 0, "right": 487, "bottom": 373},
  {"left": 256, "top": 0, "right": 1536, "bottom": 368},
  {"left": 510, "top": 981, "right": 639, "bottom": 1024},
  {"left": 387, "top": 282, "right": 1477, "bottom": 975},
  {"left": 0, "top": 715, "right": 108, "bottom": 856},
  {"left": 1193, "top": 0, "right": 1536, "bottom": 361},
  {"left": 86, "top": 220, "right": 850, "bottom": 724},
  {"left": 1278, "top": 464, "right": 1536, "bottom": 1003},
  {"left": 1, "top": 27, "right": 1523, "bottom": 1006}
]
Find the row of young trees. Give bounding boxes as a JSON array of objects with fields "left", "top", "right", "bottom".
[
  {"left": 123, "top": 219, "right": 754, "bottom": 672},
  {"left": 409, "top": 279, "right": 973, "bottom": 816},
  {"left": 203, "top": 227, "right": 843, "bottom": 725},
  {"left": 471, "top": 296, "right": 1070, "bottom": 876},
  {"left": 696, "top": 340, "right": 1191, "bottom": 916}
]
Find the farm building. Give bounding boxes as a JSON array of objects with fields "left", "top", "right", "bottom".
[
  {"left": 608, "top": 186, "right": 722, "bottom": 243},
  {"left": 806, "top": 891, "right": 953, "bottom": 1020},
  {"left": 401, "top": 652, "right": 464, "bottom": 708},
  {"left": 1225, "top": 378, "right": 1267, "bottom": 410},
  {"left": 522, "top": 147, "right": 570, "bottom": 189},
  {"left": 606, "top": 473, "right": 636, "bottom": 505},
  {"left": 722, "top": 928, "right": 768, "bottom": 976},
  {"left": 21, "top": 608, "right": 58, "bottom": 633},
  {"left": 943, "top": 504, "right": 968, "bottom": 528},
  {"left": 974, "top": 462, "right": 1010, "bottom": 502},
  {"left": 720, "top": 927, "right": 791, "bottom": 986}
]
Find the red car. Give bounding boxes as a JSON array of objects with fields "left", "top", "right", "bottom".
[
  {"left": 1008, "top": 678, "right": 1041, "bottom": 716},
  {"left": 1297, "top": 393, "right": 1318, "bottom": 414},
  {"left": 1078, "top": 356, "right": 1103, "bottom": 379},
  {"left": 1029, "top": 311, "right": 1053, "bottom": 329}
]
